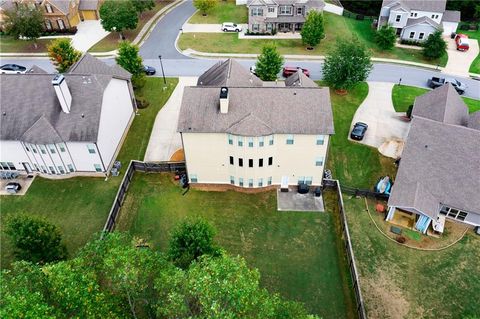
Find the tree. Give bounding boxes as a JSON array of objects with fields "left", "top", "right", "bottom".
[
  {"left": 130, "top": 0, "right": 155, "bottom": 16},
  {"left": 99, "top": 0, "right": 138, "bottom": 40},
  {"left": 255, "top": 44, "right": 284, "bottom": 81},
  {"left": 168, "top": 218, "right": 220, "bottom": 269},
  {"left": 4, "top": 5, "right": 43, "bottom": 47},
  {"left": 300, "top": 11, "right": 325, "bottom": 49},
  {"left": 116, "top": 41, "right": 145, "bottom": 90},
  {"left": 422, "top": 31, "right": 447, "bottom": 60},
  {"left": 47, "top": 38, "right": 82, "bottom": 73},
  {"left": 5, "top": 215, "right": 67, "bottom": 264},
  {"left": 375, "top": 25, "right": 397, "bottom": 50},
  {"left": 193, "top": 0, "right": 217, "bottom": 16},
  {"left": 322, "top": 38, "right": 373, "bottom": 92}
]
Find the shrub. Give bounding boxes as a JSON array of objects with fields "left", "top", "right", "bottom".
[
  {"left": 422, "top": 31, "right": 446, "bottom": 60},
  {"left": 375, "top": 25, "right": 396, "bottom": 50},
  {"left": 400, "top": 39, "right": 423, "bottom": 46},
  {"left": 135, "top": 96, "right": 149, "bottom": 109}
]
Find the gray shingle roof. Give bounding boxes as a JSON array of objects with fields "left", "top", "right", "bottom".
[
  {"left": 69, "top": 53, "right": 131, "bottom": 79},
  {"left": 285, "top": 70, "right": 317, "bottom": 87},
  {"left": 412, "top": 84, "right": 468, "bottom": 126},
  {"left": 79, "top": 0, "right": 99, "bottom": 10},
  {"left": 49, "top": 0, "right": 71, "bottom": 15},
  {"left": 27, "top": 65, "right": 49, "bottom": 74},
  {"left": 442, "top": 9, "right": 461, "bottom": 23},
  {"left": 197, "top": 59, "right": 262, "bottom": 87},
  {"left": 404, "top": 16, "right": 440, "bottom": 29},
  {"left": 265, "top": 16, "right": 306, "bottom": 23},
  {"left": 382, "top": 0, "right": 446, "bottom": 13},
  {"left": 468, "top": 111, "right": 480, "bottom": 130}
]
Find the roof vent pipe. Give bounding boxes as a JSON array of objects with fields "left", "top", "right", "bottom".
[
  {"left": 52, "top": 74, "right": 72, "bottom": 114},
  {"left": 220, "top": 87, "right": 229, "bottom": 114}
]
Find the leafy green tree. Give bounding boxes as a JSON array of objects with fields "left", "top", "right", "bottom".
[
  {"left": 5, "top": 215, "right": 67, "bottom": 264},
  {"left": 475, "top": 4, "right": 480, "bottom": 20},
  {"left": 193, "top": 0, "right": 217, "bottom": 16},
  {"left": 130, "top": 0, "right": 155, "bottom": 15},
  {"left": 422, "top": 31, "right": 447, "bottom": 60},
  {"left": 300, "top": 11, "right": 325, "bottom": 49},
  {"left": 99, "top": 0, "right": 138, "bottom": 40},
  {"left": 255, "top": 44, "right": 284, "bottom": 81},
  {"left": 47, "top": 38, "right": 82, "bottom": 73},
  {"left": 322, "top": 38, "right": 373, "bottom": 92},
  {"left": 116, "top": 41, "right": 145, "bottom": 89},
  {"left": 168, "top": 218, "right": 221, "bottom": 269},
  {"left": 375, "top": 25, "right": 397, "bottom": 50},
  {"left": 4, "top": 5, "right": 43, "bottom": 47}
]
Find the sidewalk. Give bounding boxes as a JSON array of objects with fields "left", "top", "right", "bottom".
[{"left": 182, "top": 23, "right": 225, "bottom": 33}]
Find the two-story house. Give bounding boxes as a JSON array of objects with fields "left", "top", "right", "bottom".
[
  {"left": 0, "top": 54, "right": 136, "bottom": 177},
  {"left": 178, "top": 59, "right": 334, "bottom": 190},
  {"left": 377, "top": 0, "right": 461, "bottom": 42},
  {"left": 387, "top": 84, "right": 480, "bottom": 235},
  {"left": 246, "top": 0, "right": 325, "bottom": 34}
]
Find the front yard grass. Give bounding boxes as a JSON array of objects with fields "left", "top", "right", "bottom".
[
  {"left": 0, "top": 78, "right": 178, "bottom": 269},
  {"left": 0, "top": 36, "right": 51, "bottom": 53},
  {"left": 392, "top": 84, "right": 480, "bottom": 113},
  {"left": 89, "top": 0, "right": 173, "bottom": 52},
  {"left": 188, "top": 0, "right": 247, "bottom": 24},
  {"left": 343, "top": 196, "right": 480, "bottom": 318},
  {"left": 322, "top": 82, "right": 397, "bottom": 189},
  {"left": 116, "top": 173, "right": 356, "bottom": 318},
  {"left": 178, "top": 12, "right": 447, "bottom": 66}
]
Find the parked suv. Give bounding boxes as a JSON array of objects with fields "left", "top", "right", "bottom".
[
  {"left": 222, "top": 22, "right": 242, "bottom": 32},
  {"left": 455, "top": 34, "right": 469, "bottom": 51}
]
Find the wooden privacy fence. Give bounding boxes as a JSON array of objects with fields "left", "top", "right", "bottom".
[
  {"left": 101, "top": 160, "right": 186, "bottom": 236},
  {"left": 323, "top": 178, "right": 368, "bottom": 319}
]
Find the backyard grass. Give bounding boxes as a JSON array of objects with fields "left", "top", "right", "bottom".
[
  {"left": 0, "top": 36, "right": 51, "bottom": 53},
  {"left": 89, "top": 0, "right": 173, "bottom": 52},
  {"left": 188, "top": 0, "right": 247, "bottom": 24},
  {"left": 115, "top": 173, "right": 356, "bottom": 318},
  {"left": 392, "top": 84, "right": 480, "bottom": 113},
  {"left": 321, "top": 82, "right": 397, "bottom": 189},
  {"left": 0, "top": 78, "right": 178, "bottom": 269},
  {"left": 343, "top": 196, "right": 480, "bottom": 319},
  {"left": 178, "top": 12, "right": 448, "bottom": 66}
]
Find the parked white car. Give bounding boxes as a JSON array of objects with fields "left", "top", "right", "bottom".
[
  {"left": 222, "top": 22, "right": 242, "bottom": 32},
  {"left": 0, "top": 64, "right": 27, "bottom": 74}
]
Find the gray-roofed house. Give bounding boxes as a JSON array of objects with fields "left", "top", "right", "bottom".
[
  {"left": 178, "top": 59, "right": 334, "bottom": 189},
  {"left": 0, "top": 54, "right": 136, "bottom": 177},
  {"left": 377, "top": 0, "right": 461, "bottom": 41},
  {"left": 246, "top": 0, "right": 325, "bottom": 34},
  {"left": 386, "top": 84, "right": 480, "bottom": 235}
]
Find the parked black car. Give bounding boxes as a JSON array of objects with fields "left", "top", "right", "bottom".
[
  {"left": 428, "top": 77, "right": 467, "bottom": 94},
  {"left": 350, "top": 122, "right": 368, "bottom": 141},
  {"left": 143, "top": 65, "right": 156, "bottom": 75}
]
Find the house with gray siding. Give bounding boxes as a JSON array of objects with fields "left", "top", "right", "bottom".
[
  {"left": 246, "top": 0, "right": 324, "bottom": 33},
  {"left": 386, "top": 84, "right": 480, "bottom": 235},
  {"left": 378, "top": 0, "right": 461, "bottom": 41}
]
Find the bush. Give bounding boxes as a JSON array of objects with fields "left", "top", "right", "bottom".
[
  {"left": 396, "top": 236, "right": 406, "bottom": 244},
  {"left": 423, "top": 31, "right": 446, "bottom": 60},
  {"left": 375, "top": 25, "right": 396, "bottom": 50},
  {"left": 132, "top": 73, "right": 146, "bottom": 90},
  {"left": 400, "top": 39, "right": 423, "bottom": 47}
]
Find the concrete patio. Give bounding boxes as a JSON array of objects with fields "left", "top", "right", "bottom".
[{"left": 277, "top": 187, "right": 325, "bottom": 212}]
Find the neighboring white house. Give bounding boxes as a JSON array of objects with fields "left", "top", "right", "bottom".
[
  {"left": 0, "top": 54, "right": 136, "bottom": 177},
  {"left": 387, "top": 84, "right": 480, "bottom": 235},
  {"left": 177, "top": 59, "right": 334, "bottom": 189},
  {"left": 378, "top": 0, "right": 461, "bottom": 41}
]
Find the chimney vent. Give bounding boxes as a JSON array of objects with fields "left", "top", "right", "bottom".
[
  {"left": 219, "top": 87, "right": 229, "bottom": 114},
  {"left": 52, "top": 74, "right": 72, "bottom": 113}
]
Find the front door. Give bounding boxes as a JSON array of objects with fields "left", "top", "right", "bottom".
[{"left": 22, "top": 162, "right": 32, "bottom": 173}]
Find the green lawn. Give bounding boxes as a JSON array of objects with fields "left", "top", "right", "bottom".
[
  {"left": 343, "top": 196, "right": 480, "bottom": 318},
  {"left": 115, "top": 173, "right": 356, "bottom": 318},
  {"left": 322, "top": 82, "right": 397, "bottom": 189},
  {"left": 0, "top": 36, "right": 51, "bottom": 53},
  {"left": 178, "top": 12, "right": 448, "bottom": 66},
  {"left": 392, "top": 84, "right": 480, "bottom": 113},
  {"left": 0, "top": 78, "right": 178, "bottom": 269},
  {"left": 89, "top": 0, "right": 173, "bottom": 52},
  {"left": 189, "top": 0, "right": 247, "bottom": 24},
  {"left": 457, "top": 27, "right": 480, "bottom": 74}
]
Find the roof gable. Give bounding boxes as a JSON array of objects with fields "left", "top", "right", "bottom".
[
  {"left": 197, "top": 59, "right": 262, "bottom": 87},
  {"left": 69, "top": 53, "right": 131, "bottom": 79}
]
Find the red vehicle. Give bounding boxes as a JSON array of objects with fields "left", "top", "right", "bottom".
[
  {"left": 282, "top": 66, "right": 310, "bottom": 78},
  {"left": 455, "top": 34, "right": 469, "bottom": 51}
]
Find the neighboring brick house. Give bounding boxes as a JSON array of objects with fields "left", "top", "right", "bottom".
[{"left": 246, "top": 0, "right": 325, "bottom": 33}]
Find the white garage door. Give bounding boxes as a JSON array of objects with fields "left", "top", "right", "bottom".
[{"left": 442, "top": 22, "right": 458, "bottom": 35}]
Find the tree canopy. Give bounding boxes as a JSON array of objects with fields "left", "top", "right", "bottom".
[
  {"left": 255, "top": 44, "right": 284, "bottom": 81},
  {"left": 99, "top": 0, "right": 138, "bottom": 38},
  {"left": 301, "top": 11, "right": 325, "bottom": 49},
  {"left": 375, "top": 25, "right": 396, "bottom": 50},
  {"left": 422, "top": 31, "right": 446, "bottom": 60},
  {"left": 47, "top": 38, "right": 82, "bottom": 73},
  {"left": 4, "top": 5, "right": 43, "bottom": 42},
  {"left": 130, "top": 0, "right": 155, "bottom": 15},
  {"left": 193, "top": 0, "right": 217, "bottom": 16}
]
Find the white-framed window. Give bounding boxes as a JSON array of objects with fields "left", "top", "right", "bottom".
[
  {"left": 248, "top": 179, "right": 254, "bottom": 187},
  {"left": 87, "top": 144, "right": 96, "bottom": 154},
  {"left": 267, "top": 176, "right": 272, "bottom": 185},
  {"left": 32, "top": 145, "right": 37, "bottom": 154},
  {"left": 251, "top": 7, "right": 263, "bottom": 16},
  {"left": 40, "top": 145, "right": 47, "bottom": 154},
  {"left": 268, "top": 157, "right": 273, "bottom": 166},
  {"left": 268, "top": 7, "right": 274, "bottom": 13},
  {"left": 279, "top": 5, "right": 292, "bottom": 15},
  {"left": 230, "top": 176, "right": 235, "bottom": 185},
  {"left": 305, "top": 176, "right": 313, "bottom": 185},
  {"left": 395, "top": 14, "right": 401, "bottom": 22},
  {"left": 298, "top": 176, "right": 305, "bottom": 184},
  {"left": 229, "top": 156, "right": 234, "bottom": 165},
  {"left": 409, "top": 31, "right": 415, "bottom": 39},
  {"left": 315, "top": 156, "right": 324, "bottom": 166},
  {"left": 45, "top": 19, "right": 52, "bottom": 30},
  {"left": 239, "top": 178, "right": 244, "bottom": 187},
  {"left": 431, "top": 14, "right": 438, "bottom": 19},
  {"left": 45, "top": 3, "right": 53, "bottom": 13},
  {"left": 316, "top": 135, "right": 325, "bottom": 145},
  {"left": 190, "top": 174, "right": 198, "bottom": 183},
  {"left": 252, "top": 24, "right": 260, "bottom": 32},
  {"left": 58, "top": 143, "right": 66, "bottom": 152},
  {"left": 248, "top": 137, "right": 254, "bottom": 147},
  {"left": 67, "top": 164, "right": 74, "bottom": 172},
  {"left": 248, "top": 159, "right": 253, "bottom": 168},
  {"left": 228, "top": 134, "right": 233, "bottom": 145},
  {"left": 57, "top": 19, "right": 65, "bottom": 30},
  {"left": 239, "top": 158, "right": 243, "bottom": 167},
  {"left": 48, "top": 144, "right": 56, "bottom": 154},
  {"left": 419, "top": 32, "right": 425, "bottom": 40},
  {"left": 94, "top": 164, "right": 102, "bottom": 172},
  {"left": 0, "top": 162, "right": 7, "bottom": 170},
  {"left": 34, "top": 164, "right": 39, "bottom": 171},
  {"left": 6, "top": 162, "right": 15, "bottom": 170},
  {"left": 440, "top": 205, "right": 468, "bottom": 221},
  {"left": 286, "top": 134, "right": 294, "bottom": 145},
  {"left": 269, "top": 135, "right": 274, "bottom": 145},
  {"left": 259, "top": 158, "right": 263, "bottom": 167},
  {"left": 49, "top": 166, "right": 56, "bottom": 174},
  {"left": 41, "top": 165, "right": 47, "bottom": 173},
  {"left": 266, "top": 23, "right": 273, "bottom": 32},
  {"left": 296, "top": 7, "right": 302, "bottom": 15},
  {"left": 259, "top": 136, "right": 264, "bottom": 147},
  {"left": 237, "top": 136, "right": 243, "bottom": 147},
  {"left": 258, "top": 178, "right": 263, "bottom": 187},
  {"left": 58, "top": 166, "right": 65, "bottom": 174}
]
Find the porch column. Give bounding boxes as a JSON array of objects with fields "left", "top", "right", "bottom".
[{"left": 386, "top": 206, "right": 395, "bottom": 221}]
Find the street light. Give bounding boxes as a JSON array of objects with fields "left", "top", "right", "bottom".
[{"left": 158, "top": 55, "right": 166, "bottom": 86}]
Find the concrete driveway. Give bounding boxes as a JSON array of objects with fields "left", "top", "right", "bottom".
[
  {"left": 443, "top": 35, "right": 479, "bottom": 77},
  {"left": 144, "top": 77, "right": 197, "bottom": 162},
  {"left": 182, "top": 23, "right": 224, "bottom": 33},
  {"left": 71, "top": 21, "right": 110, "bottom": 52},
  {"left": 350, "top": 82, "right": 410, "bottom": 159}
]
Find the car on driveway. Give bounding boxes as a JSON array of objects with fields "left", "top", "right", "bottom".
[
  {"left": 222, "top": 22, "right": 242, "bottom": 32},
  {"left": 143, "top": 65, "right": 156, "bottom": 75},
  {"left": 428, "top": 76, "right": 467, "bottom": 95},
  {"left": 5, "top": 182, "right": 22, "bottom": 194},
  {"left": 1, "top": 64, "right": 27, "bottom": 74},
  {"left": 455, "top": 34, "right": 469, "bottom": 51},
  {"left": 283, "top": 66, "right": 310, "bottom": 78},
  {"left": 350, "top": 122, "right": 368, "bottom": 141}
]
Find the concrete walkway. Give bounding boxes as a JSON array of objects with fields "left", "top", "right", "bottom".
[
  {"left": 182, "top": 23, "right": 226, "bottom": 33},
  {"left": 144, "top": 77, "right": 197, "bottom": 162},
  {"left": 443, "top": 36, "right": 479, "bottom": 77},
  {"left": 71, "top": 20, "right": 110, "bottom": 52},
  {"left": 350, "top": 82, "right": 411, "bottom": 159}
]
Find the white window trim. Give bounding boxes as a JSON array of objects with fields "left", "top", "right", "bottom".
[
  {"left": 409, "top": 31, "right": 415, "bottom": 39},
  {"left": 395, "top": 14, "right": 401, "bottom": 22}
]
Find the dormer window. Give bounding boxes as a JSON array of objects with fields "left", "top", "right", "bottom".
[{"left": 297, "top": 7, "right": 303, "bottom": 15}]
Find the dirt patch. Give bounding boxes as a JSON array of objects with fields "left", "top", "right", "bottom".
[{"left": 169, "top": 148, "right": 185, "bottom": 161}]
